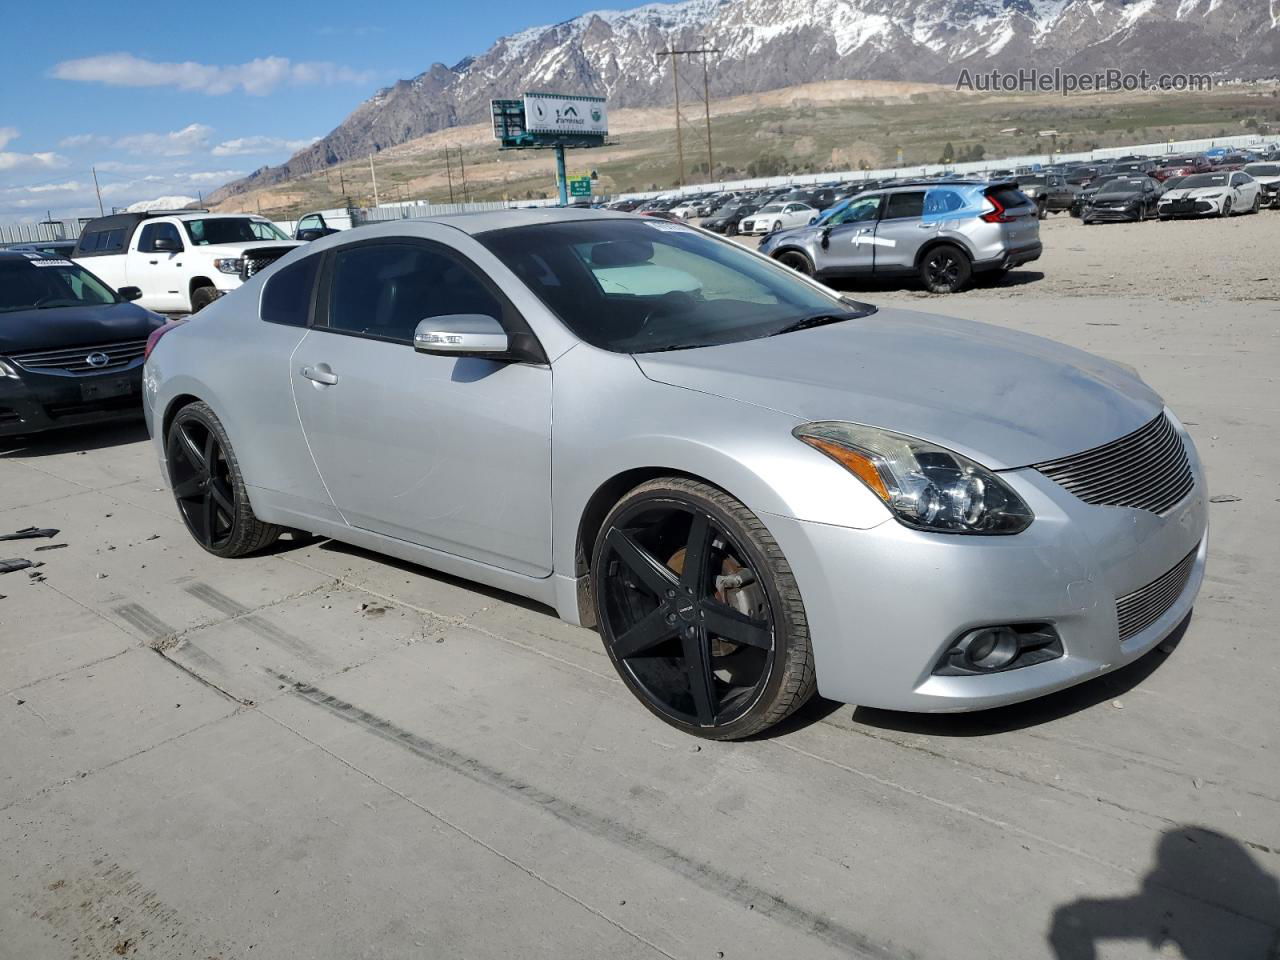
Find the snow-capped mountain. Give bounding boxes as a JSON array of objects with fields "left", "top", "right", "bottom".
[{"left": 213, "top": 0, "right": 1276, "bottom": 197}]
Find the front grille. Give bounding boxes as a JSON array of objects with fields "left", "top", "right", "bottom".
[
  {"left": 1116, "top": 545, "right": 1198, "bottom": 642},
  {"left": 240, "top": 246, "right": 294, "bottom": 279},
  {"left": 1034, "top": 413, "right": 1194, "bottom": 515},
  {"left": 44, "top": 394, "right": 138, "bottom": 420},
  {"left": 10, "top": 339, "right": 147, "bottom": 376}
]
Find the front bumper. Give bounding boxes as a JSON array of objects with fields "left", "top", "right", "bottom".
[
  {"left": 0, "top": 364, "right": 144, "bottom": 437},
  {"left": 1083, "top": 205, "right": 1141, "bottom": 222},
  {"left": 1159, "top": 199, "right": 1221, "bottom": 218},
  {"left": 762, "top": 417, "right": 1207, "bottom": 712}
]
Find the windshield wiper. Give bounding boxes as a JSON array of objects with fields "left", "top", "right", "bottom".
[{"left": 767, "top": 310, "right": 859, "bottom": 338}]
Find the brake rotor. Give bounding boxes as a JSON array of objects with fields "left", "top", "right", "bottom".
[{"left": 667, "top": 547, "right": 761, "bottom": 657}]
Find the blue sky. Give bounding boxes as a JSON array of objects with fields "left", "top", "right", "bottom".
[{"left": 0, "top": 0, "right": 614, "bottom": 220}]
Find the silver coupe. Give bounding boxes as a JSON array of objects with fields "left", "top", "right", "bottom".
[{"left": 143, "top": 209, "right": 1207, "bottom": 739}]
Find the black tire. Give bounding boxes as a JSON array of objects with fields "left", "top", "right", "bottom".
[
  {"left": 1037, "top": 199, "right": 1047, "bottom": 220},
  {"left": 1221, "top": 198, "right": 1232, "bottom": 218},
  {"left": 190, "top": 285, "right": 219, "bottom": 313},
  {"left": 725, "top": 221, "right": 738, "bottom": 237},
  {"left": 1250, "top": 193, "right": 1261, "bottom": 214},
  {"left": 775, "top": 250, "right": 815, "bottom": 276},
  {"left": 591, "top": 477, "right": 815, "bottom": 740},
  {"left": 772, "top": 219, "right": 783, "bottom": 233},
  {"left": 918, "top": 243, "right": 972, "bottom": 294},
  {"left": 166, "top": 401, "right": 281, "bottom": 558}
]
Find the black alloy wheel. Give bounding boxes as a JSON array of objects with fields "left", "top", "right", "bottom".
[
  {"left": 919, "top": 244, "right": 972, "bottom": 294},
  {"left": 166, "top": 402, "right": 281, "bottom": 557},
  {"left": 592, "top": 479, "right": 814, "bottom": 739}
]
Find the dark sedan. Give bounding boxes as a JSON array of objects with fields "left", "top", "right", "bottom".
[
  {"left": 700, "top": 202, "right": 760, "bottom": 235},
  {"left": 0, "top": 252, "right": 167, "bottom": 437},
  {"left": 1081, "top": 176, "right": 1163, "bottom": 223}
]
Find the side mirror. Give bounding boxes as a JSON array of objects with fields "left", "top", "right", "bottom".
[
  {"left": 153, "top": 237, "right": 180, "bottom": 252},
  {"left": 296, "top": 228, "right": 336, "bottom": 241},
  {"left": 118, "top": 286, "right": 143, "bottom": 302},
  {"left": 414, "top": 314, "right": 510, "bottom": 357},
  {"left": 820, "top": 226, "right": 832, "bottom": 250}
]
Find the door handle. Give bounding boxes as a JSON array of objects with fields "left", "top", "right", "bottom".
[
  {"left": 149, "top": 260, "right": 158, "bottom": 264},
  {"left": 301, "top": 365, "right": 339, "bottom": 385}
]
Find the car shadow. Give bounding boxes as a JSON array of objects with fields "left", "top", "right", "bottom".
[
  {"left": 850, "top": 612, "right": 1192, "bottom": 738},
  {"left": 1048, "top": 825, "right": 1280, "bottom": 958},
  {"left": 824, "top": 269, "right": 1045, "bottom": 297},
  {"left": 0, "top": 419, "right": 149, "bottom": 458}
]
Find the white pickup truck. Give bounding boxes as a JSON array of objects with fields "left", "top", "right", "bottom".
[{"left": 72, "top": 211, "right": 299, "bottom": 313}]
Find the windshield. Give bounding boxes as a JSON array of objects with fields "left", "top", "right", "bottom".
[
  {"left": 757, "top": 205, "right": 783, "bottom": 214},
  {"left": 1244, "top": 164, "right": 1279, "bottom": 177},
  {"left": 1178, "top": 174, "right": 1228, "bottom": 189},
  {"left": 0, "top": 258, "right": 118, "bottom": 313},
  {"left": 478, "top": 219, "right": 870, "bottom": 354},
  {"left": 183, "top": 217, "right": 290, "bottom": 245},
  {"left": 1098, "top": 180, "right": 1145, "bottom": 195},
  {"left": 1015, "top": 175, "right": 1046, "bottom": 186}
]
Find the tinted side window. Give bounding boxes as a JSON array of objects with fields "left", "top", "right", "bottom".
[
  {"left": 261, "top": 255, "right": 320, "bottom": 327},
  {"left": 327, "top": 242, "right": 502, "bottom": 343},
  {"left": 882, "top": 192, "right": 925, "bottom": 220},
  {"left": 138, "top": 223, "right": 183, "bottom": 252}
]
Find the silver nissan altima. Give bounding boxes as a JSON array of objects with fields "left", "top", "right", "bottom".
[{"left": 143, "top": 209, "right": 1207, "bottom": 739}]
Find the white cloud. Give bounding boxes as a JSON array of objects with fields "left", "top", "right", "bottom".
[
  {"left": 0, "top": 129, "right": 67, "bottom": 172},
  {"left": 0, "top": 167, "right": 244, "bottom": 218},
  {"left": 211, "top": 134, "right": 319, "bottom": 157},
  {"left": 58, "top": 133, "right": 111, "bottom": 149},
  {"left": 51, "top": 52, "right": 373, "bottom": 96},
  {"left": 113, "top": 123, "right": 214, "bottom": 156}
]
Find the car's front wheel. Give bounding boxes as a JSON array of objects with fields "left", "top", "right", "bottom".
[
  {"left": 591, "top": 478, "right": 815, "bottom": 740},
  {"left": 775, "top": 250, "right": 815, "bottom": 276},
  {"left": 166, "top": 401, "right": 282, "bottom": 557},
  {"left": 1221, "top": 198, "right": 1233, "bottom": 217},
  {"left": 919, "top": 244, "right": 972, "bottom": 294}
]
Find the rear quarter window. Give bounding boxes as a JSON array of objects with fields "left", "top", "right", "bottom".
[
  {"left": 989, "top": 187, "right": 1033, "bottom": 209},
  {"left": 260, "top": 255, "right": 319, "bottom": 327}
]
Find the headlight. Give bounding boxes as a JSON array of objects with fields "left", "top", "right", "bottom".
[
  {"left": 794, "top": 422, "right": 1034, "bottom": 535},
  {"left": 1201, "top": 193, "right": 1223, "bottom": 200},
  {"left": 213, "top": 257, "right": 244, "bottom": 275},
  {"left": 0, "top": 358, "right": 19, "bottom": 379}
]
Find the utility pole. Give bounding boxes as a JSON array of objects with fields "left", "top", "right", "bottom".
[
  {"left": 458, "top": 146, "right": 469, "bottom": 204},
  {"left": 338, "top": 165, "right": 346, "bottom": 202},
  {"left": 444, "top": 148, "right": 455, "bottom": 203},
  {"left": 91, "top": 166, "right": 104, "bottom": 216},
  {"left": 656, "top": 45, "right": 721, "bottom": 187},
  {"left": 369, "top": 153, "right": 380, "bottom": 206}
]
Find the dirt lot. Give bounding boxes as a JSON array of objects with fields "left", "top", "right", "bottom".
[{"left": 2, "top": 213, "right": 1278, "bottom": 959}]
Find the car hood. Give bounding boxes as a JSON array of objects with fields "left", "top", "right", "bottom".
[
  {"left": 0, "top": 302, "right": 165, "bottom": 354},
  {"left": 634, "top": 308, "right": 1164, "bottom": 470},
  {"left": 188, "top": 240, "right": 303, "bottom": 254},
  {"left": 1163, "top": 187, "right": 1227, "bottom": 199}
]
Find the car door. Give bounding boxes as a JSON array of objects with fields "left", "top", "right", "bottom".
[
  {"left": 290, "top": 236, "right": 553, "bottom": 577},
  {"left": 1142, "top": 178, "right": 1159, "bottom": 216},
  {"left": 871, "top": 190, "right": 928, "bottom": 272},
  {"left": 132, "top": 222, "right": 188, "bottom": 312},
  {"left": 813, "top": 194, "right": 882, "bottom": 275},
  {"left": 1231, "top": 172, "right": 1257, "bottom": 208}
]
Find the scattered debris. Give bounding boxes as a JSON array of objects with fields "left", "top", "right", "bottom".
[
  {"left": 0, "top": 558, "right": 33, "bottom": 575},
  {"left": 33, "top": 543, "right": 68, "bottom": 552},
  {"left": 0, "top": 527, "right": 59, "bottom": 542},
  {"left": 1085, "top": 322, "right": 1120, "bottom": 327},
  {"left": 1111, "top": 699, "right": 1124, "bottom": 709},
  {"left": 145, "top": 534, "right": 160, "bottom": 541},
  {"left": 689, "top": 744, "right": 702, "bottom": 752},
  {"left": 1193, "top": 777, "right": 1204, "bottom": 790},
  {"left": 96, "top": 573, "right": 109, "bottom": 580},
  {"left": 1209, "top": 494, "right": 1242, "bottom": 503}
]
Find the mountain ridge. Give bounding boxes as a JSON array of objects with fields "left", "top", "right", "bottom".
[{"left": 209, "top": 0, "right": 1277, "bottom": 202}]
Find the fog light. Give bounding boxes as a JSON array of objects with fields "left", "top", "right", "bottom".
[
  {"left": 963, "top": 627, "right": 1020, "bottom": 670},
  {"left": 934, "top": 622, "right": 1063, "bottom": 676}
]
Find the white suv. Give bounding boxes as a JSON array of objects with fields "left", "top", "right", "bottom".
[{"left": 72, "top": 211, "right": 299, "bottom": 313}]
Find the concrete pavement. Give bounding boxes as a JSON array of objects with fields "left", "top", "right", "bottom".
[{"left": 2, "top": 295, "right": 1278, "bottom": 959}]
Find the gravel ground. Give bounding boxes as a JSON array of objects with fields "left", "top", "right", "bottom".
[{"left": 2, "top": 215, "right": 1278, "bottom": 959}]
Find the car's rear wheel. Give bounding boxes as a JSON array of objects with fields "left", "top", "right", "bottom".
[
  {"left": 1037, "top": 199, "right": 1047, "bottom": 220},
  {"left": 591, "top": 478, "right": 815, "bottom": 740},
  {"left": 166, "top": 401, "right": 281, "bottom": 558},
  {"left": 775, "top": 250, "right": 815, "bottom": 276},
  {"left": 919, "top": 244, "right": 972, "bottom": 294}
]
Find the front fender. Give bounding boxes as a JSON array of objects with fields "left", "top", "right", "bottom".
[{"left": 550, "top": 345, "right": 890, "bottom": 579}]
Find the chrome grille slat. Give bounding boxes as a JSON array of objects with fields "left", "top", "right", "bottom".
[
  {"left": 1034, "top": 413, "right": 1193, "bottom": 515},
  {"left": 1115, "top": 546, "right": 1198, "bottom": 642},
  {"left": 10, "top": 339, "right": 148, "bottom": 375}
]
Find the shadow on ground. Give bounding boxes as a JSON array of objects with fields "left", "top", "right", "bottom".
[
  {"left": 1048, "top": 826, "right": 1280, "bottom": 959},
  {"left": 0, "top": 420, "right": 149, "bottom": 458}
]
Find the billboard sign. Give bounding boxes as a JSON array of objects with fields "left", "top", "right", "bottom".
[
  {"left": 491, "top": 99, "right": 526, "bottom": 141},
  {"left": 523, "top": 92, "right": 608, "bottom": 137}
]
